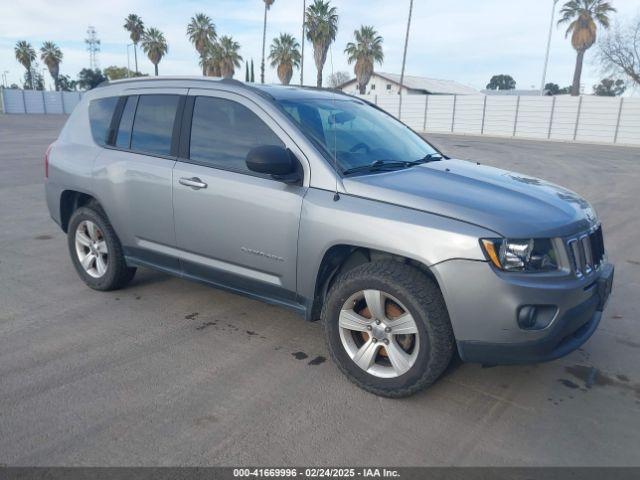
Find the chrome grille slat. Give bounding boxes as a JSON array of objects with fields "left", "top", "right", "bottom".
[{"left": 566, "top": 225, "right": 605, "bottom": 277}]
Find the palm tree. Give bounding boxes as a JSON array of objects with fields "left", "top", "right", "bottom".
[
  {"left": 304, "top": 0, "right": 338, "bottom": 88},
  {"left": 187, "top": 13, "right": 217, "bottom": 75},
  {"left": 269, "top": 33, "right": 301, "bottom": 85},
  {"left": 202, "top": 42, "right": 223, "bottom": 77},
  {"left": 218, "top": 36, "right": 243, "bottom": 79},
  {"left": 345, "top": 26, "right": 383, "bottom": 94},
  {"left": 123, "top": 14, "right": 145, "bottom": 74},
  {"left": 261, "top": 0, "right": 275, "bottom": 83},
  {"left": 14, "top": 41, "right": 36, "bottom": 89},
  {"left": 140, "top": 28, "right": 168, "bottom": 76},
  {"left": 40, "top": 42, "right": 63, "bottom": 91},
  {"left": 558, "top": 0, "right": 616, "bottom": 96}
]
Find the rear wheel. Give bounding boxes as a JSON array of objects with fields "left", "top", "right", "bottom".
[
  {"left": 322, "top": 261, "right": 454, "bottom": 397},
  {"left": 67, "top": 204, "right": 136, "bottom": 291}
]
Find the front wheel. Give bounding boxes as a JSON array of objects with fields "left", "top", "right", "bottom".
[{"left": 322, "top": 261, "right": 454, "bottom": 397}]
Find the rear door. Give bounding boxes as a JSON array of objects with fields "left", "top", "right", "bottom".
[
  {"left": 92, "top": 88, "right": 186, "bottom": 271},
  {"left": 172, "top": 90, "right": 308, "bottom": 305}
]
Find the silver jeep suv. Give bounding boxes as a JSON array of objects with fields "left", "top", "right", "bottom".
[{"left": 45, "top": 77, "right": 614, "bottom": 397}]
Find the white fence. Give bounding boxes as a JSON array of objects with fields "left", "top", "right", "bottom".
[
  {"left": 0, "top": 89, "right": 83, "bottom": 115},
  {"left": 2, "top": 87, "right": 638, "bottom": 146},
  {"left": 358, "top": 94, "right": 640, "bottom": 146}
]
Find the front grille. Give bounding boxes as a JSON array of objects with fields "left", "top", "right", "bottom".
[{"left": 567, "top": 225, "right": 605, "bottom": 277}]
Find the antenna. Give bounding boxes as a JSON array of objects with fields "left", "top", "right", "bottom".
[
  {"left": 329, "top": 44, "right": 340, "bottom": 202},
  {"left": 85, "top": 26, "right": 101, "bottom": 69}
]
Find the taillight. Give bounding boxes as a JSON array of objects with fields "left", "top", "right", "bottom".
[{"left": 44, "top": 143, "right": 53, "bottom": 178}]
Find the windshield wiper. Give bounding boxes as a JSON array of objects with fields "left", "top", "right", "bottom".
[
  {"left": 409, "top": 152, "right": 444, "bottom": 165},
  {"left": 342, "top": 160, "right": 413, "bottom": 176}
]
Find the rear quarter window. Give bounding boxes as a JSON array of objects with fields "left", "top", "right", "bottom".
[{"left": 88, "top": 97, "right": 119, "bottom": 146}]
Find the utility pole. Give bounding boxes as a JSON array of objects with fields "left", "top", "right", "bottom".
[
  {"left": 301, "top": 0, "right": 306, "bottom": 86},
  {"left": 85, "top": 26, "right": 101, "bottom": 70},
  {"left": 540, "top": 0, "right": 559, "bottom": 95},
  {"left": 398, "top": 0, "right": 414, "bottom": 119}
]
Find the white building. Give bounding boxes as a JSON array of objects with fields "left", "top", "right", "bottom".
[{"left": 339, "top": 72, "right": 478, "bottom": 96}]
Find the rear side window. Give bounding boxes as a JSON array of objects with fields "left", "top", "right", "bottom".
[
  {"left": 115, "top": 96, "right": 138, "bottom": 149},
  {"left": 130, "top": 95, "right": 180, "bottom": 156},
  {"left": 189, "top": 96, "right": 284, "bottom": 174},
  {"left": 88, "top": 97, "right": 118, "bottom": 146}
]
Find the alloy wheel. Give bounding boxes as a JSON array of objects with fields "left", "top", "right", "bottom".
[{"left": 338, "top": 289, "right": 420, "bottom": 378}]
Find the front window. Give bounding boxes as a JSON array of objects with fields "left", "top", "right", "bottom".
[{"left": 276, "top": 97, "right": 440, "bottom": 174}]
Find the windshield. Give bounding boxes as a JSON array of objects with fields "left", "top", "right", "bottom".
[{"left": 275, "top": 97, "right": 441, "bottom": 174}]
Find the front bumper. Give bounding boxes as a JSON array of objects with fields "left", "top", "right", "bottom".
[{"left": 431, "top": 260, "right": 614, "bottom": 365}]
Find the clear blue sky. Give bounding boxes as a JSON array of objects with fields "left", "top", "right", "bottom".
[{"left": 1, "top": 0, "right": 638, "bottom": 93}]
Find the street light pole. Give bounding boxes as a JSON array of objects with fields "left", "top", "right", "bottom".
[
  {"left": 398, "top": 0, "right": 414, "bottom": 120},
  {"left": 301, "top": 0, "right": 306, "bottom": 86},
  {"left": 126, "top": 44, "right": 133, "bottom": 77},
  {"left": 540, "top": 0, "right": 559, "bottom": 95}
]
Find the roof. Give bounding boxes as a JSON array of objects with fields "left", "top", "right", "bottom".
[
  {"left": 339, "top": 72, "right": 478, "bottom": 95},
  {"left": 100, "top": 76, "right": 352, "bottom": 101}
]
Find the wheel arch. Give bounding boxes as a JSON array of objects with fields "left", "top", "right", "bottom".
[
  {"left": 59, "top": 190, "right": 100, "bottom": 233},
  {"left": 308, "top": 244, "right": 440, "bottom": 321}
]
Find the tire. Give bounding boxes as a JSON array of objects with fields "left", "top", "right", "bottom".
[
  {"left": 322, "top": 260, "right": 454, "bottom": 398},
  {"left": 67, "top": 202, "right": 136, "bottom": 291}
]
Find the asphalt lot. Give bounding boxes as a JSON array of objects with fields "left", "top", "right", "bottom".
[{"left": 1, "top": 114, "right": 639, "bottom": 466}]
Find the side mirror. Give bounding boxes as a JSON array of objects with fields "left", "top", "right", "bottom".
[{"left": 246, "top": 145, "right": 301, "bottom": 183}]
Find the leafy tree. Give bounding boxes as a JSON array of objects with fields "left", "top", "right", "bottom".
[
  {"left": 251, "top": 59, "right": 255, "bottom": 82},
  {"left": 269, "top": 33, "right": 301, "bottom": 85},
  {"left": 544, "top": 82, "right": 571, "bottom": 95},
  {"left": 14, "top": 41, "right": 36, "bottom": 89},
  {"left": 24, "top": 70, "right": 44, "bottom": 90},
  {"left": 124, "top": 14, "right": 145, "bottom": 74},
  {"left": 104, "top": 65, "right": 145, "bottom": 80},
  {"left": 327, "top": 71, "right": 350, "bottom": 88},
  {"left": 345, "top": 25, "right": 384, "bottom": 94},
  {"left": 245, "top": 61, "right": 250, "bottom": 82},
  {"left": 187, "top": 13, "right": 217, "bottom": 75},
  {"left": 593, "top": 77, "right": 626, "bottom": 96},
  {"left": 558, "top": 0, "right": 616, "bottom": 96},
  {"left": 261, "top": 0, "right": 275, "bottom": 83},
  {"left": 40, "top": 41, "right": 63, "bottom": 91},
  {"left": 305, "top": 0, "right": 339, "bottom": 88},
  {"left": 141, "top": 27, "right": 168, "bottom": 76},
  {"left": 486, "top": 74, "right": 516, "bottom": 90},
  {"left": 218, "top": 36, "right": 243, "bottom": 79},
  {"left": 597, "top": 17, "right": 640, "bottom": 87},
  {"left": 77, "top": 68, "right": 106, "bottom": 90},
  {"left": 57, "top": 74, "right": 77, "bottom": 91}
]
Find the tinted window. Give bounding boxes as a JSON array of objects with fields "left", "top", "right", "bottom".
[
  {"left": 189, "top": 96, "right": 284, "bottom": 173},
  {"left": 88, "top": 97, "right": 118, "bottom": 146},
  {"left": 130, "top": 95, "right": 180, "bottom": 156},
  {"left": 115, "top": 96, "right": 138, "bottom": 149}
]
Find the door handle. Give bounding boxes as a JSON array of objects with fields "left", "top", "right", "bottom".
[{"left": 179, "top": 177, "right": 208, "bottom": 190}]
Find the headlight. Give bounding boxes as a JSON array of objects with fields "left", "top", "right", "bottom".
[{"left": 480, "top": 238, "right": 559, "bottom": 272}]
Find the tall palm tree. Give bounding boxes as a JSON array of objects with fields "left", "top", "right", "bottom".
[
  {"left": 218, "top": 36, "right": 243, "bottom": 79},
  {"left": 202, "top": 42, "right": 223, "bottom": 77},
  {"left": 40, "top": 42, "right": 63, "bottom": 91},
  {"left": 261, "top": 0, "right": 275, "bottom": 83},
  {"left": 123, "top": 14, "right": 145, "bottom": 74},
  {"left": 304, "top": 0, "right": 338, "bottom": 88},
  {"left": 14, "top": 41, "right": 36, "bottom": 89},
  {"left": 187, "top": 13, "right": 217, "bottom": 76},
  {"left": 140, "top": 28, "right": 168, "bottom": 76},
  {"left": 269, "top": 33, "right": 301, "bottom": 85},
  {"left": 345, "top": 26, "right": 383, "bottom": 94},
  {"left": 558, "top": 0, "right": 616, "bottom": 96}
]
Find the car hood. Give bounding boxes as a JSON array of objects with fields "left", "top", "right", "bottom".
[{"left": 342, "top": 159, "right": 597, "bottom": 238}]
